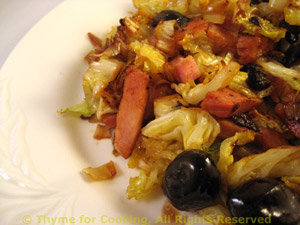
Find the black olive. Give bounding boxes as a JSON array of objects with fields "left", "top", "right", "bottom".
[
  {"left": 288, "top": 138, "right": 300, "bottom": 146},
  {"left": 246, "top": 64, "right": 271, "bottom": 91},
  {"left": 231, "top": 113, "right": 259, "bottom": 132},
  {"left": 162, "top": 150, "right": 220, "bottom": 211},
  {"left": 274, "top": 20, "right": 300, "bottom": 67},
  {"left": 279, "top": 20, "right": 300, "bottom": 35},
  {"left": 286, "top": 31, "right": 298, "bottom": 44},
  {"left": 249, "top": 16, "right": 261, "bottom": 27},
  {"left": 250, "top": 0, "right": 269, "bottom": 5},
  {"left": 278, "top": 38, "right": 293, "bottom": 54},
  {"left": 152, "top": 10, "right": 190, "bottom": 27},
  {"left": 283, "top": 44, "right": 300, "bottom": 67},
  {"left": 227, "top": 178, "right": 300, "bottom": 225}
]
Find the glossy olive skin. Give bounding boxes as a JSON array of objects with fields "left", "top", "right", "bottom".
[
  {"left": 152, "top": 10, "right": 190, "bottom": 27},
  {"left": 227, "top": 178, "right": 300, "bottom": 225},
  {"left": 162, "top": 150, "right": 220, "bottom": 211}
]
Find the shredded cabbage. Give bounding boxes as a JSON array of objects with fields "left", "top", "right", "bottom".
[
  {"left": 227, "top": 146, "right": 300, "bottom": 188},
  {"left": 142, "top": 108, "right": 220, "bottom": 150},
  {"left": 172, "top": 60, "right": 240, "bottom": 105},
  {"left": 256, "top": 58, "right": 300, "bottom": 90}
]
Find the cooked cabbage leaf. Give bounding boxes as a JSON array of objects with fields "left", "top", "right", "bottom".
[
  {"left": 284, "top": 7, "right": 300, "bottom": 26},
  {"left": 127, "top": 137, "right": 183, "bottom": 199},
  {"left": 127, "top": 167, "right": 162, "bottom": 200},
  {"left": 179, "top": 30, "right": 213, "bottom": 54},
  {"left": 142, "top": 108, "right": 220, "bottom": 150},
  {"left": 130, "top": 41, "right": 166, "bottom": 74},
  {"left": 256, "top": 57, "right": 300, "bottom": 90},
  {"left": 235, "top": 8, "right": 286, "bottom": 41},
  {"left": 83, "top": 56, "right": 124, "bottom": 117},
  {"left": 216, "top": 131, "right": 256, "bottom": 184},
  {"left": 172, "top": 61, "right": 240, "bottom": 105},
  {"left": 153, "top": 20, "right": 177, "bottom": 56},
  {"left": 153, "top": 94, "right": 189, "bottom": 118},
  {"left": 82, "top": 161, "right": 116, "bottom": 181},
  {"left": 132, "top": 0, "right": 189, "bottom": 17},
  {"left": 59, "top": 101, "right": 95, "bottom": 117},
  {"left": 194, "top": 51, "right": 234, "bottom": 84},
  {"left": 228, "top": 146, "right": 300, "bottom": 188},
  {"left": 249, "top": 110, "right": 287, "bottom": 134}
]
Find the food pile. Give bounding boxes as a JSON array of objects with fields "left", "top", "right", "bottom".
[{"left": 61, "top": 0, "right": 300, "bottom": 223}]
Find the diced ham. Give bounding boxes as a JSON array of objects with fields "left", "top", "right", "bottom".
[
  {"left": 255, "top": 127, "right": 289, "bottom": 150},
  {"left": 270, "top": 77, "right": 297, "bottom": 104},
  {"left": 237, "top": 35, "right": 273, "bottom": 64},
  {"left": 168, "top": 55, "right": 201, "bottom": 83},
  {"left": 114, "top": 65, "right": 149, "bottom": 159},
  {"left": 216, "top": 118, "right": 249, "bottom": 139},
  {"left": 201, "top": 88, "right": 262, "bottom": 118},
  {"left": 206, "top": 23, "right": 237, "bottom": 54},
  {"left": 174, "top": 18, "right": 209, "bottom": 45},
  {"left": 100, "top": 113, "right": 117, "bottom": 128}
]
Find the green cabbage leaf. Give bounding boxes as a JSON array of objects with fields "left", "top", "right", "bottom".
[
  {"left": 142, "top": 108, "right": 220, "bottom": 150},
  {"left": 58, "top": 101, "right": 95, "bottom": 117},
  {"left": 83, "top": 56, "right": 124, "bottom": 118},
  {"left": 228, "top": 146, "right": 300, "bottom": 188}
]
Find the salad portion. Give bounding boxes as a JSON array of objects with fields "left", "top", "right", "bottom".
[{"left": 61, "top": 0, "right": 300, "bottom": 224}]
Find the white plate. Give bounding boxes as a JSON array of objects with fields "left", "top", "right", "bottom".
[{"left": 0, "top": 1, "right": 167, "bottom": 224}]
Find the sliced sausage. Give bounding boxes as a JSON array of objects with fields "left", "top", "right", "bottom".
[{"left": 114, "top": 65, "right": 149, "bottom": 159}]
